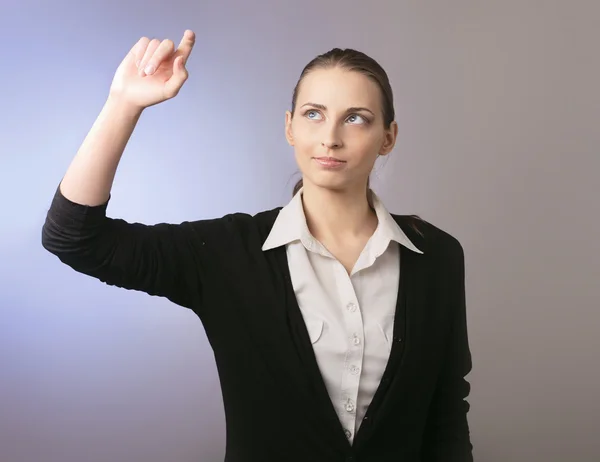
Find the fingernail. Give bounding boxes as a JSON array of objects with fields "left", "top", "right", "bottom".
[{"left": 144, "top": 64, "right": 155, "bottom": 75}]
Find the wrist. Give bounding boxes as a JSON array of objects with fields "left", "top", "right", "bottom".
[{"left": 104, "top": 94, "right": 145, "bottom": 118}]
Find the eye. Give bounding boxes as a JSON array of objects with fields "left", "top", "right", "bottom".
[
  {"left": 347, "top": 114, "right": 367, "bottom": 125},
  {"left": 305, "top": 110, "right": 322, "bottom": 120}
]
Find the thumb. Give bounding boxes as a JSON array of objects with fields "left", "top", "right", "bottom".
[{"left": 163, "top": 56, "right": 189, "bottom": 99}]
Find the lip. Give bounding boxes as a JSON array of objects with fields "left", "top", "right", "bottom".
[
  {"left": 313, "top": 157, "right": 347, "bottom": 168},
  {"left": 314, "top": 156, "right": 345, "bottom": 162}
]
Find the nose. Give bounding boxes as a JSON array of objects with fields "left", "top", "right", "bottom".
[
  {"left": 322, "top": 140, "right": 342, "bottom": 149},
  {"left": 321, "top": 127, "right": 343, "bottom": 149}
]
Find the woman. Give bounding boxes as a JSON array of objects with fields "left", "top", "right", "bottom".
[{"left": 42, "top": 30, "right": 474, "bottom": 462}]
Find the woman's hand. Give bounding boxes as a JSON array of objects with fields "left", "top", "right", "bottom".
[{"left": 109, "top": 30, "right": 196, "bottom": 110}]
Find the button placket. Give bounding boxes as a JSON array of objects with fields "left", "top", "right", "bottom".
[{"left": 338, "top": 272, "right": 363, "bottom": 420}]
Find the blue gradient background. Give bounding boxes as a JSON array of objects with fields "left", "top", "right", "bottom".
[{"left": 2, "top": 1, "right": 599, "bottom": 461}]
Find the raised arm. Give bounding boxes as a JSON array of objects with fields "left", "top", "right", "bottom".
[
  {"left": 42, "top": 31, "right": 205, "bottom": 309},
  {"left": 59, "top": 30, "right": 195, "bottom": 206}
]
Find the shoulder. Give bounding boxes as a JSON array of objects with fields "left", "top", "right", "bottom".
[
  {"left": 391, "top": 214, "right": 464, "bottom": 262},
  {"left": 185, "top": 207, "right": 282, "bottom": 246}
]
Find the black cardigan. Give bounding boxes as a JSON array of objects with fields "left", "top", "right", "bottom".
[{"left": 41, "top": 185, "right": 474, "bottom": 462}]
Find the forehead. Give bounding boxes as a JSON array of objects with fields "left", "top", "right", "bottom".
[{"left": 297, "top": 67, "right": 381, "bottom": 109}]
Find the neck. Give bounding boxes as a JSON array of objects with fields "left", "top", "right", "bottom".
[{"left": 300, "top": 182, "right": 378, "bottom": 243}]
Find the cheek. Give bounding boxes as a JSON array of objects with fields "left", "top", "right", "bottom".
[
  {"left": 353, "top": 133, "right": 382, "bottom": 158},
  {"left": 292, "top": 127, "right": 318, "bottom": 154}
]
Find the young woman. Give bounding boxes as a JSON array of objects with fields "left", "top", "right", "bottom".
[{"left": 42, "top": 30, "right": 474, "bottom": 462}]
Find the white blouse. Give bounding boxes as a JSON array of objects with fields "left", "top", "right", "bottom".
[{"left": 262, "top": 187, "right": 423, "bottom": 444}]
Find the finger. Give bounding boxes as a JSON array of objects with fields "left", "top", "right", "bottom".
[
  {"left": 143, "top": 39, "right": 175, "bottom": 75},
  {"left": 163, "top": 55, "right": 189, "bottom": 99},
  {"left": 126, "top": 36, "right": 150, "bottom": 67},
  {"left": 138, "top": 38, "right": 161, "bottom": 76},
  {"left": 174, "top": 29, "right": 196, "bottom": 65}
]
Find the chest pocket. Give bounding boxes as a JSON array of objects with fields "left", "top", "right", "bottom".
[
  {"left": 304, "top": 315, "right": 325, "bottom": 344},
  {"left": 377, "top": 314, "right": 396, "bottom": 352}
]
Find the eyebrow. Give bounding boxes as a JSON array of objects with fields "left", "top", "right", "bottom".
[{"left": 300, "top": 102, "right": 376, "bottom": 117}]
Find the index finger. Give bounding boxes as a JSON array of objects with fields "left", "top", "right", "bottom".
[{"left": 175, "top": 30, "right": 196, "bottom": 64}]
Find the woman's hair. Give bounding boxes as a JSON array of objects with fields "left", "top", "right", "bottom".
[{"left": 290, "top": 48, "right": 425, "bottom": 236}]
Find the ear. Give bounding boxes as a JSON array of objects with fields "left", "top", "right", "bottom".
[
  {"left": 379, "top": 121, "right": 398, "bottom": 156},
  {"left": 285, "top": 110, "right": 295, "bottom": 146}
]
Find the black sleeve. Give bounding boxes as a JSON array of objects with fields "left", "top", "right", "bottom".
[
  {"left": 421, "top": 239, "right": 474, "bottom": 461},
  {"left": 41, "top": 184, "right": 213, "bottom": 310}
]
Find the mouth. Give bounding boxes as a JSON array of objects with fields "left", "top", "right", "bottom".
[
  {"left": 314, "top": 156, "right": 345, "bottom": 162},
  {"left": 313, "top": 157, "right": 347, "bottom": 168}
]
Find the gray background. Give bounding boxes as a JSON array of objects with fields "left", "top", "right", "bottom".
[{"left": 1, "top": 1, "right": 599, "bottom": 461}]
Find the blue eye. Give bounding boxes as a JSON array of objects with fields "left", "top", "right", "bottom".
[
  {"left": 347, "top": 114, "right": 366, "bottom": 124},
  {"left": 306, "top": 110, "right": 321, "bottom": 120}
]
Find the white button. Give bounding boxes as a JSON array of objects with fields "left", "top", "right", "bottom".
[
  {"left": 344, "top": 429, "right": 352, "bottom": 439},
  {"left": 346, "top": 302, "right": 357, "bottom": 312},
  {"left": 350, "top": 365, "right": 360, "bottom": 375},
  {"left": 345, "top": 400, "right": 355, "bottom": 412},
  {"left": 352, "top": 335, "right": 361, "bottom": 346}
]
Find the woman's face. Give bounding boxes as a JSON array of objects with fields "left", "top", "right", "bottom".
[{"left": 285, "top": 67, "right": 397, "bottom": 193}]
